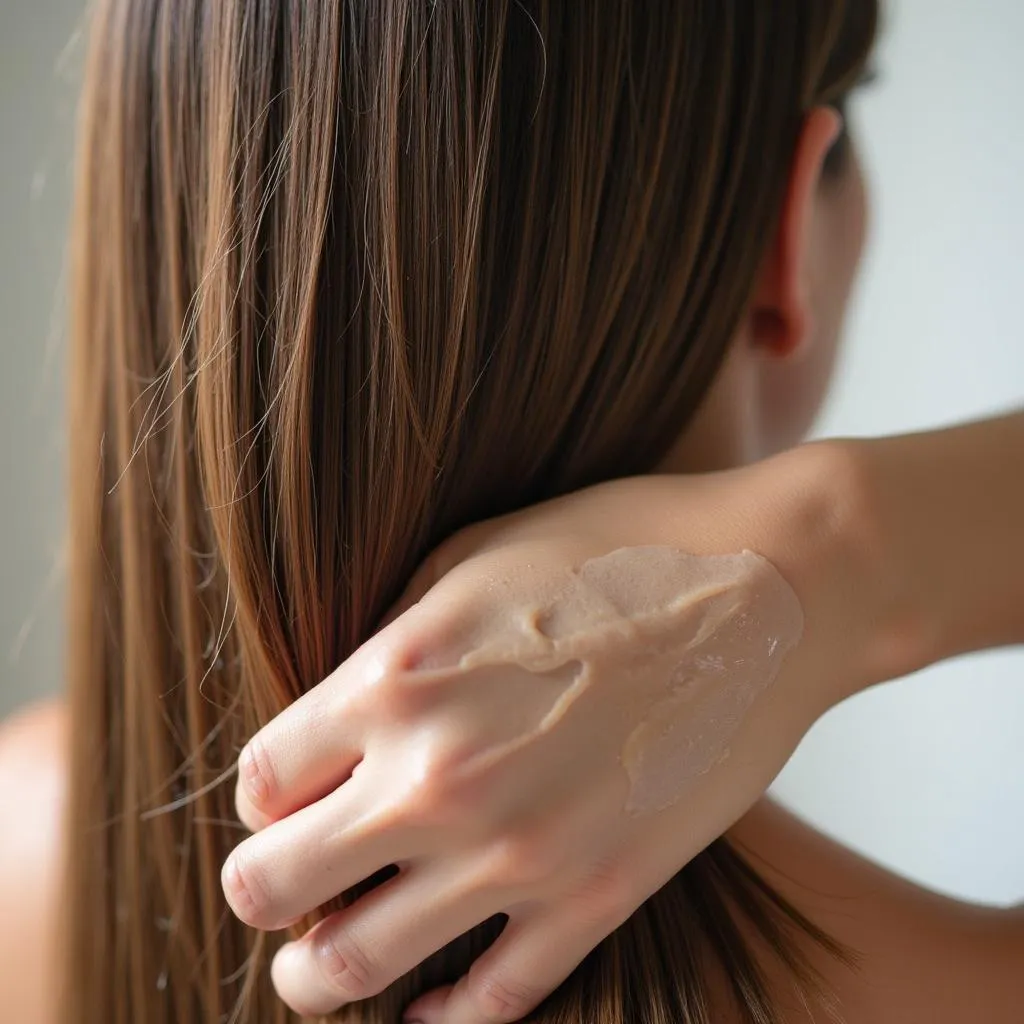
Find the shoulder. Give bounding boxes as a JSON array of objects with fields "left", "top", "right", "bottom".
[
  {"left": 0, "top": 699, "right": 67, "bottom": 1024},
  {"left": 730, "top": 800, "right": 1024, "bottom": 1024}
]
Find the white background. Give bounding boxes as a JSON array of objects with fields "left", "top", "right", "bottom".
[{"left": 1, "top": 1, "right": 1022, "bottom": 904}]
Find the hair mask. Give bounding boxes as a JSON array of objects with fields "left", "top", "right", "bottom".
[{"left": 403, "top": 547, "right": 803, "bottom": 819}]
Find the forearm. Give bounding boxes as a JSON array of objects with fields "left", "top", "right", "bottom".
[
  {"left": 576, "top": 411, "right": 1024, "bottom": 710},
  {"left": 861, "top": 411, "right": 1024, "bottom": 672},
  {"left": 731, "top": 411, "right": 1024, "bottom": 703},
  {"left": 438, "top": 411, "right": 1022, "bottom": 719}
]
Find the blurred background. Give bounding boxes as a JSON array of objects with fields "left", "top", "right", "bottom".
[{"left": 1, "top": 0, "right": 1022, "bottom": 905}]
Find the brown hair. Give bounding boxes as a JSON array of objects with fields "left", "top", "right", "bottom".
[{"left": 64, "top": 2, "right": 877, "bottom": 1022}]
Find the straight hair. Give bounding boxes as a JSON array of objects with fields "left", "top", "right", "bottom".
[{"left": 64, "top": 2, "right": 877, "bottom": 1021}]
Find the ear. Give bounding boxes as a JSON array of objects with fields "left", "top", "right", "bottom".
[{"left": 751, "top": 106, "right": 844, "bottom": 359}]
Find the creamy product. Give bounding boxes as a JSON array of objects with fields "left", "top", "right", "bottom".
[{"left": 404, "top": 546, "right": 803, "bottom": 818}]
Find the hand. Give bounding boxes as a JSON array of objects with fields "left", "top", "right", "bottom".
[{"left": 220, "top": 447, "right": 876, "bottom": 1023}]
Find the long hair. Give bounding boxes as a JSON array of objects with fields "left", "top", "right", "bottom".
[{"left": 64, "top": 2, "right": 877, "bottom": 1021}]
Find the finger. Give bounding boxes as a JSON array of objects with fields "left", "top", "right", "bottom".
[
  {"left": 401, "top": 984, "right": 453, "bottom": 1024},
  {"left": 270, "top": 860, "right": 505, "bottom": 1018},
  {"left": 223, "top": 769, "right": 419, "bottom": 931},
  {"left": 234, "top": 640, "right": 391, "bottom": 827},
  {"left": 234, "top": 739, "right": 362, "bottom": 835},
  {"left": 403, "top": 896, "right": 629, "bottom": 1024}
]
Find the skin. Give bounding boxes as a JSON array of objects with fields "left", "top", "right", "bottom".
[
  {"left": 0, "top": 700, "right": 65, "bottom": 1024},
  {"left": 229, "top": 106, "right": 870, "bottom": 1021},
  {"left": 3, "top": 107, "right": 1023, "bottom": 1023}
]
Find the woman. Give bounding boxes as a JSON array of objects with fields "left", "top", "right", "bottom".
[{"left": 2, "top": 1, "right": 1022, "bottom": 1022}]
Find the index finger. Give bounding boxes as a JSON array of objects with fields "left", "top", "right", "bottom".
[
  {"left": 234, "top": 582, "right": 460, "bottom": 831},
  {"left": 233, "top": 635, "right": 395, "bottom": 829}
]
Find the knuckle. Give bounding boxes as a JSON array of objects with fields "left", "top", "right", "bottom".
[
  {"left": 406, "top": 768, "right": 448, "bottom": 814},
  {"left": 239, "top": 735, "right": 277, "bottom": 809},
  {"left": 392, "top": 771, "right": 449, "bottom": 829},
  {"left": 391, "top": 745, "right": 464, "bottom": 826},
  {"left": 481, "top": 831, "right": 555, "bottom": 892},
  {"left": 312, "top": 927, "right": 377, "bottom": 1001},
  {"left": 468, "top": 971, "right": 543, "bottom": 1023},
  {"left": 222, "top": 847, "right": 274, "bottom": 928},
  {"left": 573, "top": 860, "right": 635, "bottom": 923},
  {"left": 358, "top": 659, "right": 416, "bottom": 722}
]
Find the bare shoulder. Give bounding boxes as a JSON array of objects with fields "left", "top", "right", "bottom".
[
  {"left": 730, "top": 799, "right": 1024, "bottom": 1024},
  {"left": 0, "top": 698, "right": 67, "bottom": 1024}
]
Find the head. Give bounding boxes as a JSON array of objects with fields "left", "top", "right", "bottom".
[{"left": 65, "top": 3, "right": 876, "bottom": 1024}]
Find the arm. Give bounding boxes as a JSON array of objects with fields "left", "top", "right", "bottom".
[
  {"left": 861, "top": 412, "right": 1024, "bottom": 667},
  {"left": 221, "top": 411, "right": 1023, "bottom": 1022},
  {"left": 565, "top": 410, "right": 1024, "bottom": 703},
  {"left": 418, "top": 409, "right": 1023, "bottom": 717}
]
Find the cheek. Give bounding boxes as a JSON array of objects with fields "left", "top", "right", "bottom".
[{"left": 756, "top": 151, "right": 869, "bottom": 456}]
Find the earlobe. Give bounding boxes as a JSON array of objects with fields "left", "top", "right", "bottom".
[{"left": 751, "top": 106, "right": 844, "bottom": 360}]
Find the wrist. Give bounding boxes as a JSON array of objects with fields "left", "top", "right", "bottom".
[
  {"left": 762, "top": 437, "right": 916, "bottom": 708},
  {"left": 822, "top": 436, "right": 938, "bottom": 686}
]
